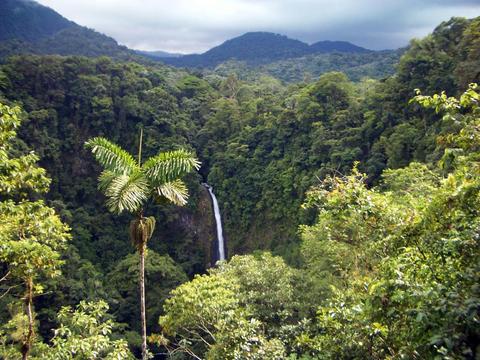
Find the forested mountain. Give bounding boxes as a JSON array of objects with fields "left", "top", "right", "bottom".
[
  {"left": 0, "top": 0, "right": 140, "bottom": 60},
  {"left": 160, "top": 31, "right": 371, "bottom": 68},
  {"left": 158, "top": 32, "right": 399, "bottom": 82},
  {"left": 0, "top": 0, "right": 73, "bottom": 42},
  {"left": 0, "top": 1, "right": 398, "bottom": 83},
  {"left": 0, "top": 5, "right": 479, "bottom": 359}
]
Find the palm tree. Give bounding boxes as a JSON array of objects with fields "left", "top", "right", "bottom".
[{"left": 85, "top": 130, "right": 200, "bottom": 359}]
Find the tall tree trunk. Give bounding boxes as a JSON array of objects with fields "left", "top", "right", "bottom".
[
  {"left": 137, "top": 127, "right": 148, "bottom": 360},
  {"left": 21, "top": 277, "right": 34, "bottom": 360},
  {"left": 139, "top": 244, "right": 147, "bottom": 360}
]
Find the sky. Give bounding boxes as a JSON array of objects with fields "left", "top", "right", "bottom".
[{"left": 36, "top": 0, "right": 480, "bottom": 54}]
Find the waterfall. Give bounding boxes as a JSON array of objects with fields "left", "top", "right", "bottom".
[{"left": 203, "top": 184, "right": 226, "bottom": 261}]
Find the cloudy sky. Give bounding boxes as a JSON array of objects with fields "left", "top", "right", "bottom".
[{"left": 36, "top": 0, "right": 480, "bottom": 54}]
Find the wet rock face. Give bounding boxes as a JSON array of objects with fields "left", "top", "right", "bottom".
[{"left": 172, "top": 185, "right": 217, "bottom": 270}]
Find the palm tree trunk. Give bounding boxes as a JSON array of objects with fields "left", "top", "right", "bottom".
[
  {"left": 21, "top": 277, "right": 34, "bottom": 360},
  {"left": 139, "top": 244, "right": 147, "bottom": 360}
]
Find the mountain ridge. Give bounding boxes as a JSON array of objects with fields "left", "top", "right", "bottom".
[
  {"left": 160, "top": 31, "right": 373, "bottom": 68},
  {"left": 0, "top": 0, "right": 399, "bottom": 81},
  {"left": 0, "top": 0, "right": 143, "bottom": 61}
]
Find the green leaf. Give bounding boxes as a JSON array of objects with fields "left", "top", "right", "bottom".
[{"left": 85, "top": 137, "right": 139, "bottom": 175}]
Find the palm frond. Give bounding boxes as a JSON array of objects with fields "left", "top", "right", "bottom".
[
  {"left": 85, "top": 137, "right": 138, "bottom": 175},
  {"left": 142, "top": 150, "right": 200, "bottom": 184},
  {"left": 98, "top": 170, "right": 116, "bottom": 193},
  {"left": 155, "top": 179, "right": 189, "bottom": 206},
  {"left": 104, "top": 172, "right": 149, "bottom": 214}
]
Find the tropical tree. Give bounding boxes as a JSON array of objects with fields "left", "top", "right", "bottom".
[
  {"left": 158, "top": 253, "right": 302, "bottom": 359},
  {"left": 41, "top": 301, "right": 134, "bottom": 360},
  {"left": 85, "top": 130, "right": 200, "bottom": 359},
  {"left": 0, "top": 102, "right": 70, "bottom": 360},
  {"left": 1, "top": 301, "right": 134, "bottom": 359}
]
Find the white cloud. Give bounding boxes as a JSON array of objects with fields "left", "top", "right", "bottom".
[{"left": 36, "top": 0, "right": 480, "bottom": 53}]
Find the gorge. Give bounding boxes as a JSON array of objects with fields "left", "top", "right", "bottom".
[{"left": 0, "top": 2, "right": 479, "bottom": 358}]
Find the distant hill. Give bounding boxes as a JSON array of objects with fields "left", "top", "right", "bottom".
[
  {"left": 0, "top": 0, "right": 141, "bottom": 60},
  {"left": 136, "top": 50, "right": 183, "bottom": 59},
  {"left": 161, "top": 32, "right": 372, "bottom": 68},
  {"left": 0, "top": 0, "right": 399, "bottom": 80}
]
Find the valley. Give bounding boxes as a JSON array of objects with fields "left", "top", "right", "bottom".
[{"left": 0, "top": 1, "right": 479, "bottom": 359}]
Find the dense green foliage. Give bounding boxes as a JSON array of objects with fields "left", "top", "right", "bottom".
[
  {"left": 0, "top": 102, "right": 71, "bottom": 358},
  {"left": 295, "top": 84, "right": 480, "bottom": 359},
  {"left": 159, "top": 84, "right": 480, "bottom": 359},
  {"left": 1, "top": 301, "right": 134, "bottom": 359},
  {"left": 0, "top": 55, "right": 209, "bottom": 271},
  {"left": 158, "top": 253, "right": 301, "bottom": 359},
  {"left": 204, "top": 16, "right": 480, "bottom": 261},
  {"left": 211, "top": 49, "right": 402, "bottom": 83},
  {"left": 0, "top": 10, "right": 480, "bottom": 359},
  {"left": 0, "top": 102, "right": 132, "bottom": 359},
  {"left": 0, "top": 58, "right": 209, "bottom": 357}
]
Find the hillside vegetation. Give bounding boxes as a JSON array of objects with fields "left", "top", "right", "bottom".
[
  {"left": 160, "top": 31, "right": 400, "bottom": 81},
  {"left": 0, "top": 9, "right": 479, "bottom": 360}
]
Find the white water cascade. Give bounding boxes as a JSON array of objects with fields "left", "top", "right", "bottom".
[{"left": 203, "top": 184, "right": 226, "bottom": 261}]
